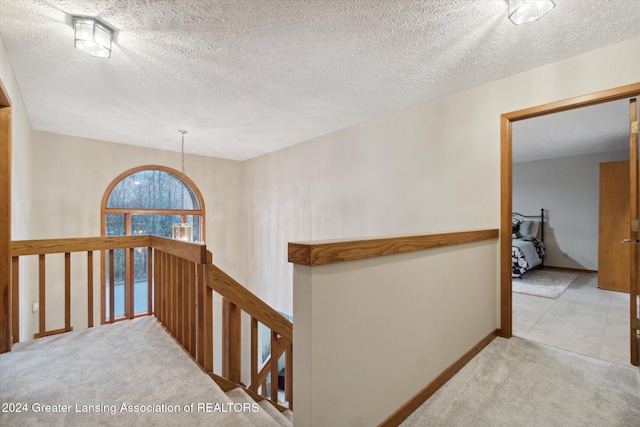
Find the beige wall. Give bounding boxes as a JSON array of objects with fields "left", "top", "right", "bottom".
[
  {"left": 1, "top": 36, "right": 35, "bottom": 341},
  {"left": 293, "top": 240, "right": 498, "bottom": 426},
  {"left": 245, "top": 36, "right": 640, "bottom": 319}
]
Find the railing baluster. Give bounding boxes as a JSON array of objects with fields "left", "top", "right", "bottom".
[
  {"left": 158, "top": 250, "right": 163, "bottom": 322},
  {"left": 162, "top": 252, "right": 171, "bottom": 331},
  {"left": 160, "top": 251, "right": 167, "bottom": 324},
  {"left": 165, "top": 252, "right": 170, "bottom": 328},
  {"left": 188, "top": 261, "right": 196, "bottom": 358},
  {"left": 271, "top": 330, "right": 279, "bottom": 402},
  {"left": 36, "top": 254, "right": 45, "bottom": 338},
  {"left": 64, "top": 252, "right": 71, "bottom": 332},
  {"left": 222, "top": 298, "right": 241, "bottom": 383},
  {"left": 176, "top": 257, "right": 183, "bottom": 344},
  {"left": 127, "top": 247, "right": 134, "bottom": 319},
  {"left": 286, "top": 340, "right": 293, "bottom": 409},
  {"left": 153, "top": 249, "right": 159, "bottom": 318},
  {"left": 172, "top": 254, "right": 178, "bottom": 336},
  {"left": 167, "top": 252, "right": 172, "bottom": 329},
  {"left": 221, "top": 297, "right": 229, "bottom": 376},
  {"left": 100, "top": 250, "right": 105, "bottom": 325},
  {"left": 109, "top": 250, "right": 115, "bottom": 323},
  {"left": 147, "top": 247, "right": 153, "bottom": 316},
  {"left": 250, "top": 316, "right": 258, "bottom": 392},
  {"left": 204, "top": 276, "right": 213, "bottom": 372},
  {"left": 182, "top": 259, "right": 189, "bottom": 353},
  {"left": 196, "top": 259, "right": 205, "bottom": 367},
  {"left": 174, "top": 256, "right": 179, "bottom": 334},
  {"left": 87, "top": 251, "right": 93, "bottom": 328}
]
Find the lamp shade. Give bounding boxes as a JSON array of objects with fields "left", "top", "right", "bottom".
[
  {"left": 172, "top": 223, "right": 194, "bottom": 242},
  {"left": 508, "top": 0, "right": 556, "bottom": 25},
  {"left": 73, "top": 17, "right": 113, "bottom": 58}
]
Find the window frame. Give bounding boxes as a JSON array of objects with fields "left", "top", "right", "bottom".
[{"left": 100, "top": 165, "right": 206, "bottom": 324}]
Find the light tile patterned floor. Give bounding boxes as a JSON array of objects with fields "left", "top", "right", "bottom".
[{"left": 513, "top": 271, "right": 635, "bottom": 367}]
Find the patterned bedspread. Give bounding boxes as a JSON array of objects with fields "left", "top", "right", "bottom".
[{"left": 512, "top": 237, "right": 545, "bottom": 277}]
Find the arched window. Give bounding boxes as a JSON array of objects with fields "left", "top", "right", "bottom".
[{"left": 101, "top": 165, "right": 205, "bottom": 322}]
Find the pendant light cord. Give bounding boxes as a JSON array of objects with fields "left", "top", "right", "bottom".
[{"left": 179, "top": 130, "right": 187, "bottom": 222}]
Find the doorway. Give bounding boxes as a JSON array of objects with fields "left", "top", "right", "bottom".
[{"left": 500, "top": 82, "right": 640, "bottom": 366}]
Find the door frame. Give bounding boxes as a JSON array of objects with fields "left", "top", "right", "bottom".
[
  {"left": 500, "top": 82, "right": 640, "bottom": 341},
  {"left": 0, "top": 79, "right": 12, "bottom": 354},
  {"left": 629, "top": 98, "right": 639, "bottom": 366}
]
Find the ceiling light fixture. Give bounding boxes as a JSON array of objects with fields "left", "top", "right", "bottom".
[
  {"left": 72, "top": 17, "right": 113, "bottom": 58},
  {"left": 172, "top": 130, "right": 193, "bottom": 242},
  {"left": 508, "top": 0, "right": 556, "bottom": 25}
]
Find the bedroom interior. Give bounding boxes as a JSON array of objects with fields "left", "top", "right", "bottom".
[{"left": 511, "top": 98, "right": 633, "bottom": 366}]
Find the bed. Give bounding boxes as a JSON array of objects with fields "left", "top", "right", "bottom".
[{"left": 512, "top": 209, "right": 545, "bottom": 277}]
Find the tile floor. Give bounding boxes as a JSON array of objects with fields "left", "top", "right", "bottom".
[{"left": 512, "top": 271, "right": 635, "bottom": 367}]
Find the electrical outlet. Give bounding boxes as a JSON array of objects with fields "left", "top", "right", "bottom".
[{"left": 32, "top": 302, "right": 39, "bottom": 312}]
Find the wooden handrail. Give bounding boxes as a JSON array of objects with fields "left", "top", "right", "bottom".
[
  {"left": 209, "top": 264, "right": 293, "bottom": 342},
  {"left": 11, "top": 235, "right": 151, "bottom": 256},
  {"left": 288, "top": 229, "right": 499, "bottom": 266},
  {"left": 149, "top": 235, "right": 210, "bottom": 264},
  {"left": 10, "top": 235, "right": 210, "bottom": 264}
]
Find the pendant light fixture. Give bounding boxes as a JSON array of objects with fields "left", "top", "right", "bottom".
[{"left": 172, "top": 130, "right": 194, "bottom": 242}]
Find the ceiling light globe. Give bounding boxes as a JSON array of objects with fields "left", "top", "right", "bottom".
[
  {"left": 508, "top": 0, "right": 556, "bottom": 25},
  {"left": 73, "top": 17, "right": 113, "bottom": 58}
]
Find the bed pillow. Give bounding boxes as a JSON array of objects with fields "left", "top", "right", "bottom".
[
  {"left": 512, "top": 219, "right": 521, "bottom": 237},
  {"left": 518, "top": 220, "right": 539, "bottom": 239}
]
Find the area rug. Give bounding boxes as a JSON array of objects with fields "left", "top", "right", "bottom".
[{"left": 512, "top": 270, "right": 578, "bottom": 299}]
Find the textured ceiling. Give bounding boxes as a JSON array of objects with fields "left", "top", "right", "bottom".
[
  {"left": 0, "top": 0, "right": 639, "bottom": 160},
  {"left": 513, "top": 98, "right": 632, "bottom": 163}
]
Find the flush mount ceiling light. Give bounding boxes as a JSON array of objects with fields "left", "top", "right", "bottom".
[
  {"left": 508, "top": 0, "right": 556, "bottom": 25},
  {"left": 72, "top": 17, "right": 113, "bottom": 58}
]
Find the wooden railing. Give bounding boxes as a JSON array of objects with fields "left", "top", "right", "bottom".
[
  {"left": 149, "top": 236, "right": 213, "bottom": 371},
  {"left": 209, "top": 264, "right": 294, "bottom": 410},
  {"left": 9, "top": 235, "right": 293, "bottom": 411},
  {"left": 288, "top": 229, "right": 500, "bottom": 266},
  {"left": 10, "top": 235, "right": 153, "bottom": 340}
]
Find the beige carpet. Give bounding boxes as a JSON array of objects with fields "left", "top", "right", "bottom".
[
  {"left": 0, "top": 317, "right": 261, "bottom": 427},
  {"left": 401, "top": 337, "right": 640, "bottom": 427},
  {"left": 4, "top": 318, "right": 638, "bottom": 427}
]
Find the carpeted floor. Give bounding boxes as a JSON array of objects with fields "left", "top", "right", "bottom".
[
  {"left": 401, "top": 337, "right": 640, "bottom": 427},
  {"left": 3, "top": 317, "right": 638, "bottom": 426},
  {"left": 0, "top": 317, "right": 257, "bottom": 427}
]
